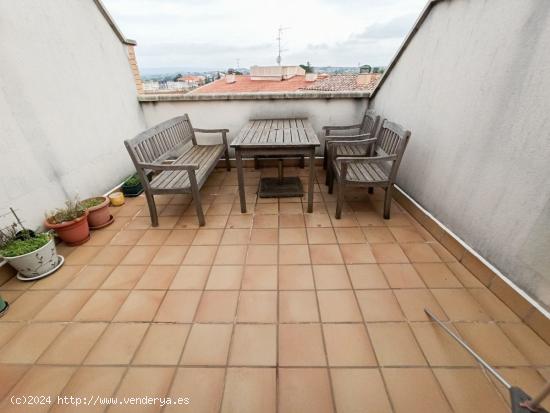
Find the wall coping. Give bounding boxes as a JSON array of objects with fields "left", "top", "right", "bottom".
[{"left": 138, "top": 91, "right": 371, "bottom": 102}]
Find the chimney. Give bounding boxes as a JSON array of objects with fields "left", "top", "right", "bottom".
[
  {"left": 305, "top": 73, "right": 318, "bottom": 82},
  {"left": 225, "top": 73, "right": 236, "bottom": 84}
]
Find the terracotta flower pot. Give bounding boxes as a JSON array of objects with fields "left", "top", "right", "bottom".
[
  {"left": 83, "top": 196, "right": 113, "bottom": 229},
  {"left": 44, "top": 210, "right": 90, "bottom": 246}
]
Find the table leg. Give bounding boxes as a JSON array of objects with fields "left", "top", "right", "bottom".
[
  {"left": 307, "top": 149, "right": 315, "bottom": 213},
  {"left": 236, "top": 149, "right": 247, "bottom": 213}
]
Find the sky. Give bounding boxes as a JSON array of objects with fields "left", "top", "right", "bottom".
[{"left": 102, "top": 0, "right": 427, "bottom": 71}]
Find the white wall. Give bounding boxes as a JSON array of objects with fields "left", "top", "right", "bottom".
[
  {"left": 140, "top": 97, "right": 368, "bottom": 155},
  {"left": 371, "top": 0, "right": 550, "bottom": 308},
  {"left": 0, "top": 0, "right": 146, "bottom": 228}
]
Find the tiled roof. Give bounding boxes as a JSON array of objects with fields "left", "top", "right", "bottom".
[
  {"left": 302, "top": 73, "right": 382, "bottom": 92},
  {"left": 190, "top": 75, "right": 313, "bottom": 94}
]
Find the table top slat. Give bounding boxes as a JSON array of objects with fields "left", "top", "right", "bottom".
[{"left": 231, "top": 118, "right": 320, "bottom": 148}]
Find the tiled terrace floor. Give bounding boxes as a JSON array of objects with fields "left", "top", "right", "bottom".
[{"left": 1, "top": 166, "right": 549, "bottom": 413}]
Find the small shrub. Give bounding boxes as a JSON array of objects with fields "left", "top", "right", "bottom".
[
  {"left": 81, "top": 197, "right": 105, "bottom": 209},
  {"left": 46, "top": 198, "right": 86, "bottom": 225},
  {"left": 0, "top": 232, "right": 51, "bottom": 257},
  {"left": 123, "top": 175, "right": 141, "bottom": 187}
]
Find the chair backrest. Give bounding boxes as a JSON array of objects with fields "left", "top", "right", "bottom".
[
  {"left": 124, "top": 114, "right": 196, "bottom": 166},
  {"left": 375, "top": 119, "right": 411, "bottom": 181},
  {"left": 359, "top": 109, "right": 380, "bottom": 136}
]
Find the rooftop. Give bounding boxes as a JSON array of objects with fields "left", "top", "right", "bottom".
[
  {"left": 303, "top": 73, "right": 382, "bottom": 92},
  {"left": 190, "top": 75, "right": 317, "bottom": 94}
]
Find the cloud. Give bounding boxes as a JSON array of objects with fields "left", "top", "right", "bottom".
[{"left": 352, "top": 13, "right": 417, "bottom": 40}]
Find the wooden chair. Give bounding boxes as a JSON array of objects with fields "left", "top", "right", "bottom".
[
  {"left": 124, "top": 115, "right": 230, "bottom": 227},
  {"left": 328, "top": 120, "right": 411, "bottom": 219}
]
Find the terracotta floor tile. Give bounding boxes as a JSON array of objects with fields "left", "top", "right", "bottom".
[
  {"left": 410, "top": 322, "right": 476, "bottom": 366},
  {"left": 252, "top": 214, "right": 278, "bottom": 229},
  {"left": 164, "top": 229, "right": 197, "bottom": 245},
  {"left": 494, "top": 368, "right": 550, "bottom": 412},
  {"left": 278, "top": 368, "right": 334, "bottom": 413},
  {"left": 367, "top": 322, "right": 427, "bottom": 366},
  {"left": 334, "top": 227, "right": 366, "bottom": 243},
  {"left": 100, "top": 265, "right": 146, "bottom": 289},
  {"left": 52, "top": 367, "right": 125, "bottom": 413},
  {"left": 317, "top": 290, "right": 362, "bottom": 322},
  {"left": 401, "top": 243, "right": 441, "bottom": 262},
  {"left": 154, "top": 290, "right": 202, "bottom": 322},
  {"left": 362, "top": 226, "right": 395, "bottom": 243},
  {"left": 1, "top": 290, "right": 57, "bottom": 321},
  {"left": 453, "top": 322, "right": 529, "bottom": 366},
  {"left": 0, "top": 366, "right": 76, "bottom": 412},
  {"left": 237, "top": 291, "right": 277, "bottom": 322},
  {"left": 413, "top": 263, "right": 462, "bottom": 288},
  {"left": 394, "top": 289, "right": 448, "bottom": 321},
  {"left": 110, "top": 367, "right": 175, "bottom": 412},
  {"left": 120, "top": 245, "right": 159, "bottom": 265},
  {"left": 165, "top": 367, "right": 225, "bottom": 413},
  {"left": 433, "top": 368, "right": 508, "bottom": 413},
  {"left": 221, "top": 368, "right": 276, "bottom": 413},
  {"left": 241, "top": 265, "right": 278, "bottom": 290},
  {"left": 279, "top": 244, "right": 310, "bottom": 264},
  {"left": 356, "top": 212, "right": 385, "bottom": 227},
  {"left": 66, "top": 265, "right": 113, "bottom": 289},
  {"left": 84, "top": 323, "right": 148, "bottom": 365},
  {"left": 446, "top": 262, "right": 484, "bottom": 287},
  {"left": 0, "top": 365, "right": 30, "bottom": 401},
  {"left": 227, "top": 214, "right": 254, "bottom": 228},
  {"left": 255, "top": 203, "right": 279, "bottom": 214},
  {"left": 371, "top": 243, "right": 409, "bottom": 263},
  {"left": 340, "top": 243, "right": 376, "bottom": 264},
  {"left": 389, "top": 226, "right": 425, "bottom": 243},
  {"left": 347, "top": 264, "right": 389, "bottom": 289},
  {"left": 74, "top": 290, "right": 129, "bottom": 321},
  {"left": 331, "top": 368, "right": 392, "bottom": 413},
  {"left": 64, "top": 246, "right": 102, "bottom": 265},
  {"left": 304, "top": 213, "right": 332, "bottom": 228},
  {"left": 151, "top": 245, "right": 188, "bottom": 265},
  {"left": 279, "top": 228, "right": 308, "bottom": 244},
  {"left": 246, "top": 244, "right": 278, "bottom": 265},
  {"left": 30, "top": 265, "right": 82, "bottom": 290},
  {"left": 312, "top": 265, "right": 351, "bottom": 289},
  {"left": 382, "top": 368, "right": 452, "bottom": 413},
  {"left": 215, "top": 245, "right": 248, "bottom": 265},
  {"left": 206, "top": 265, "right": 243, "bottom": 289},
  {"left": 379, "top": 263, "right": 426, "bottom": 288},
  {"left": 0, "top": 322, "right": 65, "bottom": 363},
  {"left": 356, "top": 290, "right": 405, "bottom": 321},
  {"left": 206, "top": 203, "right": 232, "bottom": 215},
  {"left": 229, "top": 324, "right": 277, "bottom": 366},
  {"left": 221, "top": 228, "right": 250, "bottom": 245},
  {"left": 278, "top": 324, "right": 326, "bottom": 366},
  {"left": 309, "top": 244, "right": 344, "bottom": 264},
  {"left": 113, "top": 290, "right": 164, "bottom": 322},
  {"left": 182, "top": 245, "right": 217, "bottom": 265},
  {"left": 331, "top": 214, "right": 359, "bottom": 228},
  {"left": 181, "top": 324, "right": 232, "bottom": 365},
  {"left": 323, "top": 323, "right": 377, "bottom": 366},
  {"left": 469, "top": 289, "right": 521, "bottom": 322},
  {"left": 137, "top": 229, "right": 171, "bottom": 245},
  {"left": 33, "top": 290, "right": 93, "bottom": 321},
  {"left": 250, "top": 228, "right": 278, "bottom": 244},
  {"left": 279, "top": 265, "right": 314, "bottom": 290},
  {"left": 192, "top": 229, "right": 224, "bottom": 245},
  {"left": 38, "top": 322, "right": 107, "bottom": 365},
  {"left": 133, "top": 324, "right": 190, "bottom": 365},
  {"left": 307, "top": 227, "right": 337, "bottom": 244},
  {"left": 90, "top": 245, "right": 132, "bottom": 266},
  {"left": 195, "top": 291, "right": 238, "bottom": 322},
  {"left": 431, "top": 289, "right": 491, "bottom": 321},
  {"left": 110, "top": 230, "right": 146, "bottom": 246},
  {"left": 0, "top": 322, "right": 24, "bottom": 350},
  {"left": 499, "top": 323, "right": 550, "bottom": 365},
  {"left": 279, "top": 291, "right": 319, "bottom": 322},
  {"left": 280, "top": 202, "right": 303, "bottom": 213},
  {"left": 87, "top": 230, "right": 117, "bottom": 246},
  {"left": 134, "top": 265, "right": 177, "bottom": 289},
  {"left": 279, "top": 214, "right": 305, "bottom": 228},
  {"left": 169, "top": 265, "right": 209, "bottom": 289}
]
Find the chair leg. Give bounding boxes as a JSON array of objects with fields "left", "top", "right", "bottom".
[
  {"left": 383, "top": 186, "right": 392, "bottom": 219},
  {"left": 325, "top": 162, "right": 332, "bottom": 186},
  {"left": 145, "top": 191, "right": 158, "bottom": 227},
  {"left": 300, "top": 155, "right": 305, "bottom": 169},
  {"left": 368, "top": 187, "right": 373, "bottom": 194},
  {"left": 335, "top": 181, "right": 345, "bottom": 219},
  {"left": 225, "top": 149, "right": 231, "bottom": 171},
  {"left": 323, "top": 141, "right": 328, "bottom": 170},
  {"left": 254, "top": 156, "right": 259, "bottom": 170},
  {"left": 328, "top": 170, "right": 335, "bottom": 194}
]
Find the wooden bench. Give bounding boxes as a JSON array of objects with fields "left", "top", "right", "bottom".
[{"left": 124, "top": 114, "right": 230, "bottom": 227}]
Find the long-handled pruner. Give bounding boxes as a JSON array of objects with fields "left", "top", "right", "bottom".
[{"left": 424, "top": 308, "right": 549, "bottom": 413}]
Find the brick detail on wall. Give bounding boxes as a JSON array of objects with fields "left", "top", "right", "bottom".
[{"left": 127, "top": 45, "right": 144, "bottom": 94}]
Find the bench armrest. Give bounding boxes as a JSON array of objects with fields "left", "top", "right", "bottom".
[
  {"left": 137, "top": 162, "right": 199, "bottom": 171},
  {"left": 193, "top": 128, "right": 230, "bottom": 150}
]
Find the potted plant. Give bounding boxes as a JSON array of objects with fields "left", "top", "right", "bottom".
[
  {"left": 0, "top": 212, "right": 63, "bottom": 281},
  {"left": 81, "top": 196, "right": 114, "bottom": 229},
  {"left": 44, "top": 198, "right": 90, "bottom": 246},
  {"left": 121, "top": 174, "right": 144, "bottom": 197}
]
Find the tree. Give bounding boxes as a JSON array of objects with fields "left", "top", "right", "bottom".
[
  {"left": 300, "top": 61, "right": 314, "bottom": 73},
  {"left": 173, "top": 73, "right": 183, "bottom": 81}
]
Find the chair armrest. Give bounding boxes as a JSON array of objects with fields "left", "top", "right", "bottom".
[
  {"left": 193, "top": 128, "right": 230, "bottom": 133},
  {"left": 137, "top": 162, "right": 199, "bottom": 171},
  {"left": 327, "top": 137, "right": 377, "bottom": 165},
  {"left": 322, "top": 124, "right": 362, "bottom": 137},
  {"left": 337, "top": 155, "right": 398, "bottom": 163}
]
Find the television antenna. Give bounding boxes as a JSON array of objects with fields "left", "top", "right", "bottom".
[{"left": 276, "top": 26, "right": 290, "bottom": 66}]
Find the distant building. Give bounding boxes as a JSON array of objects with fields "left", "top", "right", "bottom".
[
  {"left": 301, "top": 73, "right": 382, "bottom": 93},
  {"left": 176, "top": 75, "right": 206, "bottom": 88}
]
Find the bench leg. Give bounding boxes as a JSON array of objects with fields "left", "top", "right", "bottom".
[
  {"left": 335, "top": 180, "right": 345, "bottom": 219},
  {"left": 189, "top": 170, "right": 205, "bottom": 226},
  {"left": 254, "top": 156, "right": 259, "bottom": 170},
  {"left": 383, "top": 185, "right": 392, "bottom": 219},
  {"left": 145, "top": 191, "right": 159, "bottom": 227}
]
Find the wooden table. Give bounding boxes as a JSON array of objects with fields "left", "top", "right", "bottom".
[{"left": 231, "top": 118, "right": 321, "bottom": 213}]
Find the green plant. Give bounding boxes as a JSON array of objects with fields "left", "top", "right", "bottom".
[
  {"left": 46, "top": 198, "right": 86, "bottom": 225},
  {"left": 123, "top": 175, "right": 141, "bottom": 187},
  {"left": 0, "top": 233, "right": 51, "bottom": 258},
  {"left": 81, "top": 197, "right": 105, "bottom": 209}
]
